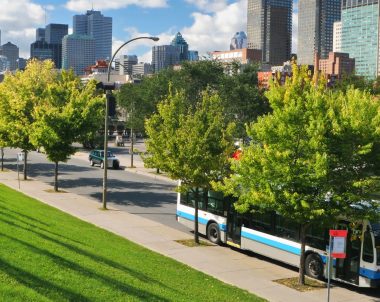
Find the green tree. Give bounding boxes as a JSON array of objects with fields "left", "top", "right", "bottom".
[
  {"left": 145, "top": 89, "right": 235, "bottom": 243},
  {"left": 0, "top": 59, "right": 55, "bottom": 179},
  {"left": 215, "top": 65, "right": 380, "bottom": 285},
  {"left": 220, "top": 63, "right": 270, "bottom": 137},
  {"left": 117, "top": 83, "right": 154, "bottom": 168},
  {"left": 119, "top": 60, "right": 268, "bottom": 139},
  {"left": 31, "top": 70, "right": 103, "bottom": 191}
]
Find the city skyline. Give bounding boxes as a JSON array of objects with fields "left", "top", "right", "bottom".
[{"left": 0, "top": 0, "right": 300, "bottom": 63}]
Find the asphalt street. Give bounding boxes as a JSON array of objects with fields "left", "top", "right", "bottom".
[{"left": 2, "top": 147, "right": 191, "bottom": 233}]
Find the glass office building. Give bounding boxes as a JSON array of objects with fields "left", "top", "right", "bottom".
[
  {"left": 62, "top": 34, "right": 95, "bottom": 75},
  {"left": 247, "top": 0, "right": 292, "bottom": 65},
  {"left": 341, "top": 0, "right": 379, "bottom": 78},
  {"left": 298, "top": 0, "right": 341, "bottom": 65},
  {"left": 73, "top": 10, "right": 112, "bottom": 61}
]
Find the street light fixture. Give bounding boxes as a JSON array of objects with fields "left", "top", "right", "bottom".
[{"left": 102, "top": 36, "right": 159, "bottom": 210}]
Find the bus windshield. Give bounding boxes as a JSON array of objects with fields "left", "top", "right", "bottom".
[{"left": 371, "top": 223, "right": 380, "bottom": 265}]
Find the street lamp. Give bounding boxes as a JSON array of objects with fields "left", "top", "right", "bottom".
[{"left": 102, "top": 36, "right": 159, "bottom": 210}]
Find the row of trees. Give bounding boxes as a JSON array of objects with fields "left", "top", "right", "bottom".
[
  {"left": 0, "top": 60, "right": 104, "bottom": 191},
  {"left": 142, "top": 64, "right": 380, "bottom": 285},
  {"left": 117, "top": 60, "right": 270, "bottom": 139}
]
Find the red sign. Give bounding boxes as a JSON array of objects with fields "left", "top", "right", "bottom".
[{"left": 329, "top": 230, "right": 348, "bottom": 258}]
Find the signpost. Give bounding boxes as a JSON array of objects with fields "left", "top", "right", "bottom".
[{"left": 327, "top": 229, "right": 348, "bottom": 302}]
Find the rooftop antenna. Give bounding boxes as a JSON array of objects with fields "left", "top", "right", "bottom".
[{"left": 44, "top": 7, "right": 47, "bottom": 25}]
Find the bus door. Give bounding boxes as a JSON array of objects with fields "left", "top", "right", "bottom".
[
  {"left": 226, "top": 208, "right": 242, "bottom": 247},
  {"left": 335, "top": 222, "right": 361, "bottom": 285}
]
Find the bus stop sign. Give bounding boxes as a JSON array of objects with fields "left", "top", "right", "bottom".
[{"left": 329, "top": 230, "right": 348, "bottom": 259}]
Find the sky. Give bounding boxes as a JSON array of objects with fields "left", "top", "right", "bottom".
[{"left": 0, "top": 0, "right": 298, "bottom": 63}]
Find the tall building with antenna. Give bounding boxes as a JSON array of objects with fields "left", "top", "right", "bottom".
[{"left": 73, "top": 10, "right": 112, "bottom": 61}]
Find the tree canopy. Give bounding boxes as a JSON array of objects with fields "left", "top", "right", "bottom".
[
  {"left": 215, "top": 65, "right": 380, "bottom": 284},
  {"left": 30, "top": 69, "right": 103, "bottom": 191},
  {"left": 117, "top": 60, "right": 268, "bottom": 138}
]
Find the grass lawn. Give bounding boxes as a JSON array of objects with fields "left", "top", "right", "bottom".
[{"left": 0, "top": 184, "right": 265, "bottom": 302}]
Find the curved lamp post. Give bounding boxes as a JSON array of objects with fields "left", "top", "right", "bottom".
[{"left": 103, "top": 36, "right": 159, "bottom": 210}]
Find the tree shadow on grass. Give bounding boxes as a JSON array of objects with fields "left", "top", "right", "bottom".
[
  {"left": 0, "top": 216, "right": 176, "bottom": 294},
  {"left": 0, "top": 257, "right": 91, "bottom": 301},
  {"left": 0, "top": 232, "right": 172, "bottom": 302},
  {"left": 0, "top": 203, "right": 50, "bottom": 227},
  {"left": 0, "top": 210, "right": 86, "bottom": 247}
]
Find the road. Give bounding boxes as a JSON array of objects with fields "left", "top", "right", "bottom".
[{"left": 2, "top": 147, "right": 191, "bottom": 233}]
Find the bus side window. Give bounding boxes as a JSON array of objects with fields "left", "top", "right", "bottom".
[
  {"left": 362, "top": 228, "right": 374, "bottom": 263},
  {"left": 275, "top": 215, "right": 299, "bottom": 242},
  {"left": 251, "top": 211, "right": 274, "bottom": 234}
]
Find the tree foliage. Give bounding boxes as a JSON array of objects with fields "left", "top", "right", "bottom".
[
  {"left": 0, "top": 59, "right": 56, "bottom": 179},
  {"left": 145, "top": 89, "right": 235, "bottom": 242},
  {"left": 30, "top": 70, "right": 103, "bottom": 191},
  {"left": 117, "top": 60, "right": 268, "bottom": 138},
  {"left": 0, "top": 60, "right": 103, "bottom": 187},
  {"left": 215, "top": 65, "right": 380, "bottom": 285}
]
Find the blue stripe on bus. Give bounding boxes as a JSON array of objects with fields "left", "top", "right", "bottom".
[
  {"left": 360, "top": 267, "right": 380, "bottom": 280},
  {"left": 241, "top": 231, "right": 301, "bottom": 255},
  {"left": 176, "top": 210, "right": 227, "bottom": 231}
]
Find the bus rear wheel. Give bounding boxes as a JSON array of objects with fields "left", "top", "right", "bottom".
[
  {"left": 305, "top": 254, "right": 323, "bottom": 280},
  {"left": 207, "top": 223, "right": 221, "bottom": 245}
]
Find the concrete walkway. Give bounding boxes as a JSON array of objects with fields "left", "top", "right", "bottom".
[{"left": 0, "top": 167, "right": 379, "bottom": 301}]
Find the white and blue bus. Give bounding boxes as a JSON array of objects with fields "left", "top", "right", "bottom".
[{"left": 177, "top": 189, "right": 380, "bottom": 288}]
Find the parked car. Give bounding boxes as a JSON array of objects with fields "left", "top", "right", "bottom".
[{"left": 89, "top": 150, "right": 120, "bottom": 169}]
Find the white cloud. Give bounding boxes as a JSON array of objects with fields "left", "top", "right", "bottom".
[
  {"left": 112, "top": 0, "right": 247, "bottom": 63},
  {"left": 0, "top": 0, "right": 46, "bottom": 57},
  {"left": 65, "top": 0, "right": 168, "bottom": 12},
  {"left": 112, "top": 27, "right": 170, "bottom": 63},
  {"left": 185, "top": 0, "right": 229, "bottom": 13},
  {"left": 0, "top": 0, "right": 45, "bottom": 30},
  {"left": 181, "top": 0, "right": 247, "bottom": 55}
]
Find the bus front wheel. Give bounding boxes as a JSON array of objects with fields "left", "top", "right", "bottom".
[
  {"left": 207, "top": 223, "right": 221, "bottom": 245},
  {"left": 305, "top": 253, "right": 323, "bottom": 280}
]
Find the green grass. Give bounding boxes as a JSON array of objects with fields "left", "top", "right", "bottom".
[{"left": 0, "top": 184, "right": 265, "bottom": 302}]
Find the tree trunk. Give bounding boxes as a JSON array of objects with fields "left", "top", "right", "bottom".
[
  {"left": 1, "top": 148, "right": 4, "bottom": 171},
  {"left": 130, "top": 128, "right": 134, "bottom": 168},
  {"left": 54, "top": 161, "right": 59, "bottom": 192},
  {"left": 23, "top": 151, "right": 27, "bottom": 180},
  {"left": 299, "top": 224, "right": 307, "bottom": 285},
  {"left": 194, "top": 187, "right": 200, "bottom": 244}
]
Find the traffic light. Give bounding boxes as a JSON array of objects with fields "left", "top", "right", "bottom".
[{"left": 106, "top": 94, "right": 116, "bottom": 117}]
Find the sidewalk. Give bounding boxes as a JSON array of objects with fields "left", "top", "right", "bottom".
[{"left": 0, "top": 170, "right": 377, "bottom": 302}]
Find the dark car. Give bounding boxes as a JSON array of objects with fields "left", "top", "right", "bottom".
[{"left": 89, "top": 150, "right": 120, "bottom": 169}]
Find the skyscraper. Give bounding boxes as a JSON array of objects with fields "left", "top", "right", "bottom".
[
  {"left": 247, "top": 0, "right": 292, "bottom": 65},
  {"left": 115, "top": 55, "right": 138, "bottom": 75},
  {"left": 62, "top": 34, "right": 95, "bottom": 75},
  {"left": 333, "top": 21, "right": 342, "bottom": 53},
  {"left": 36, "top": 28, "right": 45, "bottom": 42},
  {"left": 230, "top": 31, "right": 248, "bottom": 50},
  {"left": 45, "top": 24, "right": 68, "bottom": 44},
  {"left": 0, "top": 55, "right": 10, "bottom": 73},
  {"left": 46, "top": 24, "right": 68, "bottom": 69},
  {"left": 298, "top": 0, "right": 341, "bottom": 65},
  {"left": 73, "top": 10, "right": 112, "bottom": 61},
  {"left": 152, "top": 45, "right": 180, "bottom": 73},
  {"left": 0, "top": 42, "right": 19, "bottom": 71},
  {"left": 341, "top": 0, "right": 379, "bottom": 78},
  {"left": 171, "top": 32, "right": 188, "bottom": 62},
  {"left": 30, "top": 40, "right": 54, "bottom": 62}
]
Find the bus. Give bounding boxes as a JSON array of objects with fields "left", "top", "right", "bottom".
[{"left": 176, "top": 189, "right": 380, "bottom": 288}]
